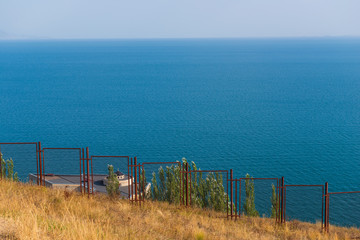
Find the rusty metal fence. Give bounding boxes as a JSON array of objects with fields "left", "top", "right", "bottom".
[
  {"left": 324, "top": 183, "right": 360, "bottom": 232},
  {"left": 0, "top": 142, "right": 39, "bottom": 183},
  {"left": 128, "top": 157, "right": 144, "bottom": 204},
  {"left": 283, "top": 185, "right": 324, "bottom": 228},
  {"left": 229, "top": 178, "right": 279, "bottom": 221},
  {"left": 41, "top": 147, "right": 82, "bottom": 189},
  {"left": 0, "top": 141, "right": 359, "bottom": 233}
]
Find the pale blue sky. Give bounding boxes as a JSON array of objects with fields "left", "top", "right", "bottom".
[{"left": 0, "top": 0, "right": 359, "bottom": 39}]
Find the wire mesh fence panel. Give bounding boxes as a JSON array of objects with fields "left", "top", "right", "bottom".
[
  {"left": 142, "top": 162, "right": 182, "bottom": 204},
  {"left": 0, "top": 143, "right": 38, "bottom": 182},
  {"left": 90, "top": 156, "right": 129, "bottom": 197},
  {"left": 329, "top": 193, "right": 360, "bottom": 228},
  {"left": 40, "top": 148, "right": 82, "bottom": 191},
  {"left": 237, "top": 178, "right": 278, "bottom": 218},
  {"left": 189, "top": 170, "right": 229, "bottom": 217},
  {"left": 284, "top": 186, "right": 323, "bottom": 224},
  {"left": 42, "top": 148, "right": 81, "bottom": 175}
]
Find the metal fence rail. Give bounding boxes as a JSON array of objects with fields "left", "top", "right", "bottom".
[
  {"left": 324, "top": 184, "right": 360, "bottom": 232},
  {"left": 0, "top": 142, "right": 40, "bottom": 183},
  {"left": 230, "top": 178, "right": 279, "bottom": 221},
  {"left": 41, "top": 147, "right": 82, "bottom": 192},
  {"left": 283, "top": 184, "right": 324, "bottom": 230}
]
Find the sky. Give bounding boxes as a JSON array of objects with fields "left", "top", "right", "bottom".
[{"left": 0, "top": 0, "right": 360, "bottom": 39}]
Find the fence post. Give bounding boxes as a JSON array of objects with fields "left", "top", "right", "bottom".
[
  {"left": 324, "top": 182, "right": 329, "bottom": 233},
  {"left": 275, "top": 179, "right": 280, "bottom": 223},
  {"left": 186, "top": 162, "right": 189, "bottom": 207},
  {"left": 134, "top": 157, "right": 138, "bottom": 202},
  {"left": 90, "top": 156, "right": 94, "bottom": 195},
  {"left": 189, "top": 168, "right": 192, "bottom": 206},
  {"left": 130, "top": 158, "right": 133, "bottom": 202},
  {"left": 181, "top": 162, "right": 184, "bottom": 205},
  {"left": 0, "top": 146, "right": 2, "bottom": 180},
  {"left": 79, "top": 148, "right": 82, "bottom": 194},
  {"left": 230, "top": 169, "right": 233, "bottom": 219},
  {"left": 82, "top": 148, "right": 86, "bottom": 194},
  {"left": 127, "top": 158, "right": 130, "bottom": 200},
  {"left": 180, "top": 162, "right": 183, "bottom": 206},
  {"left": 138, "top": 162, "right": 141, "bottom": 204},
  {"left": 281, "top": 176, "right": 284, "bottom": 223},
  {"left": 86, "top": 147, "right": 90, "bottom": 197},
  {"left": 142, "top": 164, "right": 145, "bottom": 203},
  {"left": 38, "top": 142, "right": 43, "bottom": 186},
  {"left": 235, "top": 179, "right": 237, "bottom": 220},
  {"left": 239, "top": 179, "right": 242, "bottom": 218}
]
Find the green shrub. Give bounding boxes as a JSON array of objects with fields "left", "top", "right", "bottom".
[
  {"left": 150, "top": 158, "right": 228, "bottom": 212},
  {"left": 243, "top": 173, "right": 259, "bottom": 217},
  {"left": 106, "top": 165, "right": 120, "bottom": 198},
  {"left": 0, "top": 153, "right": 19, "bottom": 181},
  {"left": 270, "top": 183, "right": 278, "bottom": 218}
]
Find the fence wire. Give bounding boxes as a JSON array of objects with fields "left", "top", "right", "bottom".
[
  {"left": 329, "top": 192, "right": 360, "bottom": 228},
  {"left": 0, "top": 143, "right": 38, "bottom": 181},
  {"left": 42, "top": 148, "right": 81, "bottom": 175},
  {"left": 230, "top": 178, "right": 278, "bottom": 219},
  {"left": 284, "top": 186, "right": 323, "bottom": 224}
]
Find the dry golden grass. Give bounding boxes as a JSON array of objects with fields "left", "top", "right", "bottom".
[{"left": 0, "top": 180, "right": 359, "bottom": 240}]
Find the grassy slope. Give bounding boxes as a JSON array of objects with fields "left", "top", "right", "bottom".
[{"left": 0, "top": 181, "right": 359, "bottom": 240}]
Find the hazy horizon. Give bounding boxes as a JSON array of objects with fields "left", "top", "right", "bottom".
[{"left": 1, "top": 0, "right": 360, "bottom": 39}]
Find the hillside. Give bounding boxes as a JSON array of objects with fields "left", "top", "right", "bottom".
[{"left": 0, "top": 181, "right": 358, "bottom": 240}]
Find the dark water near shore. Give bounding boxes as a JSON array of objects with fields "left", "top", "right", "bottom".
[{"left": 0, "top": 38, "right": 359, "bottom": 227}]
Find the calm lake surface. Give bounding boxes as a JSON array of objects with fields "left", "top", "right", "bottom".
[{"left": 0, "top": 38, "right": 359, "bottom": 226}]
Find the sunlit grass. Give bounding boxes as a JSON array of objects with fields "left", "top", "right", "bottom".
[{"left": 0, "top": 180, "right": 358, "bottom": 239}]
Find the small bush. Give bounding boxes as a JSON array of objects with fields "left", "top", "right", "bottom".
[
  {"left": 243, "top": 173, "right": 259, "bottom": 217},
  {"left": 270, "top": 183, "right": 278, "bottom": 218},
  {"left": 150, "top": 158, "right": 228, "bottom": 212},
  {"left": 1, "top": 153, "right": 19, "bottom": 181},
  {"left": 106, "top": 165, "right": 120, "bottom": 198}
]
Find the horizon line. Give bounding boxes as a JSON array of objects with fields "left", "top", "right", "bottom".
[{"left": 1, "top": 35, "right": 360, "bottom": 41}]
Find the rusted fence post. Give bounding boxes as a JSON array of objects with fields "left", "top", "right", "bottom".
[
  {"left": 0, "top": 147, "right": 2, "bottom": 180},
  {"left": 230, "top": 169, "right": 233, "bottom": 219},
  {"left": 134, "top": 157, "right": 138, "bottom": 202},
  {"left": 189, "top": 169, "right": 192, "bottom": 206},
  {"left": 324, "top": 182, "right": 329, "bottom": 233},
  {"left": 183, "top": 162, "right": 186, "bottom": 206},
  {"left": 239, "top": 179, "right": 242, "bottom": 218},
  {"left": 138, "top": 160, "right": 141, "bottom": 204},
  {"left": 142, "top": 164, "right": 145, "bottom": 204},
  {"left": 182, "top": 162, "right": 184, "bottom": 205},
  {"left": 36, "top": 142, "right": 40, "bottom": 185},
  {"left": 275, "top": 179, "right": 280, "bottom": 223},
  {"left": 81, "top": 148, "right": 85, "bottom": 194},
  {"left": 79, "top": 149, "right": 82, "bottom": 194},
  {"left": 86, "top": 147, "right": 90, "bottom": 197},
  {"left": 186, "top": 162, "right": 189, "bottom": 207},
  {"left": 38, "top": 142, "right": 43, "bottom": 186},
  {"left": 235, "top": 178, "right": 237, "bottom": 220},
  {"left": 281, "top": 176, "right": 284, "bottom": 223},
  {"left": 0, "top": 146, "right": 2, "bottom": 180},
  {"left": 180, "top": 162, "right": 182, "bottom": 206}
]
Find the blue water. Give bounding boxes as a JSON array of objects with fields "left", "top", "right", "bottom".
[{"left": 0, "top": 38, "right": 359, "bottom": 227}]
